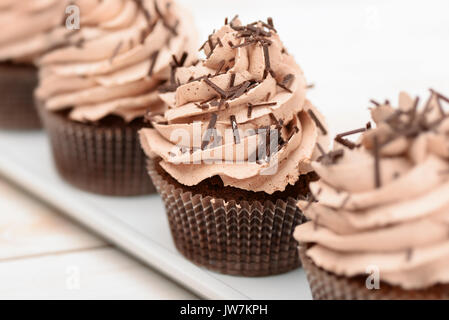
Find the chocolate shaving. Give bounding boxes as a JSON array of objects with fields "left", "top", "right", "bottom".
[
  {"left": 370, "top": 99, "right": 380, "bottom": 106},
  {"left": 316, "top": 143, "right": 326, "bottom": 156},
  {"left": 276, "top": 81, "right": 293, "bottom": 93},
  {"left": 373, "top": 136, "right": 382, "bottom": 189},
  {"left": 229, "top": 73, "right": 236, "bottom": 88},
  {"left": 229, "top": 80, "right": 251, "bottom": 100},
  {"left": 336, "top": 127, "right": 367, "bottom": 138},
  {"left": 247, "top": 103, "right": 253, "bottom": 119},
  {"left": 203, "top": 78, "right": 227, "bottom": 98},
  {"left": 335, "top": 136, "right": 359, "bottom": 149},
  {"left": 262, "top": 44, "right": 275, "bottom": 79},
  {"left": 431, "top": 89, "right": 449, "bottom": 116},
  {"left": 339, "top": 194, "right": 351, "bottom": 210},
  {"left": 232, "top": 39, "right": 256, "bottom": 49},
  {"left": 318, "top": 149, "right": 345, "bottom": 166},
  {"left": 72, "top": 38, "right": 84, "bottom": 49},
  {"left": 172, "top": 51, "right": 188, "bottom": 67},
  {"left": 140, "top": 29, "right": 148, "bottom": 44},
  {"left": 230, "top": 115, "right": 241, "bottom": 144},
  {"left": 148, "top": 50, "right": 160, "bottom": 76},
  {"left": 406, "top": 248, "right": 413, "bottom": 262},
  {"left": 207, "top": 35, "right": 214, "bottom": 52},
  {"left": 251, "top": 102, "right": 277, "bottom": 108},
  {"left": 269, "top": 113, "right": 282, "bottom": 129},
  {"left": 110, "top": 41, "right": 123, "bottom": 63},
  {"left": 314, "top": 215, "right": 320, "bottom": 231},
  {"left": 214, "top": 60, "right": 226, "bottom": 76},
  {"left": 305, "top": 188, "right": 322, "bottom": 211},
  {"left": 282, "top": 74, "right": 295, "bottom": 87},
  {"left": 307, "top": 109, "right": 328, "bottom": 135},
  {"left": 199, "top": 40, "right": 208, "bottom": 51},
  {"left": 201, "top": 113, "right": 218, "bottom": 150}
]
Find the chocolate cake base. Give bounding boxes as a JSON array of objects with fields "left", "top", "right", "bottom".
[
  {"left": 299, "top": 246, "right": 449, "bottom": 300},
  {"left": 0, "top": 63, "right": 40, "bottom": 129},
  {"left": 37, "top": 104, "right": 156, "bottom": 196},
  {"left": 148, "top": 159, "right": 317, "bottom": 277}
]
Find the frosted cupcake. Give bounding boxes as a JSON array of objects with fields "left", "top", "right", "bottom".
[
  {"left": 140, "top": 17, "right": 328, "bottom": 276},
  {"left": 0, "top": 0, "right": 69, "bottom": 129},
  {"left": 295, "top": 91, "right": 449, "bottom": 299},
  {"left": 35, "top": 0, "right": 198, "bottom": 196}
]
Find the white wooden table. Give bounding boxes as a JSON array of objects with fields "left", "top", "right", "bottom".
[{"left": 0, "top": 175, "right": 197, "bottom": 300}]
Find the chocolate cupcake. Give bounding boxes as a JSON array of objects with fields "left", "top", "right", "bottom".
[
  {"left": 140, "top": 17, "right": 329, "bottom": 276},
  {"left": 35, "top": 0, "right": 198, "bottom": 196},
  {"left": 295, "top": 91, "right": 449, "bottom": 299},
  {"left": 0, "top": 0, "right": 69, "bottom": 129}
]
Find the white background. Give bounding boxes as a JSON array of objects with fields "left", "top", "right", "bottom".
[{"left": 178, "top": 0, "right": 449, "bottom": 134}]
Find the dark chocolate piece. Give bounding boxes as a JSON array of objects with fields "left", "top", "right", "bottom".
[
  {"left": 230, "top": 115, "right": 241, "bottom": 144},
  {"left": 307, "top": 109, "right": 327, "bottom": 135}
]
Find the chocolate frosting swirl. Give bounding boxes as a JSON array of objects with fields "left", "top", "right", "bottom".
[
  {"left": 0, "top": 0, "right": 69, "bottom": 63},
  {"left": 35, "top": 0, "right": 198, "bottom": 122},
  {"left": 140, "top": 17, "right": 328, "bottom": 194},
  {"left": 295, "top": 91, "right": 449, "bottom": 289}
]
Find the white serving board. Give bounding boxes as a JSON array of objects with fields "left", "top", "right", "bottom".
[{"left": 0, "top": 130, "right": 312, "bottom": 300}]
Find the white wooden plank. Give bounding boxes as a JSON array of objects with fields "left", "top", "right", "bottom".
[
  {"left": 0, "top": 177, "right": 106, "bottom": 261},
  {"left": 0, "top": 247, "right": 197, "bottom": 300}
]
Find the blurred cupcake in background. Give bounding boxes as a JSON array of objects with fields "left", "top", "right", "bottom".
[
  {"left": 0, "top": 0, "right": 69, "bottom": 129},
  {"left": 295, "top": 90, "right": 449, "bottom": 299},
  {"left": 140, "top": 16, "right": 328, "bottom": 276},
  {"left": 35, "top": 0, "right": 198, "bottom": 196}
]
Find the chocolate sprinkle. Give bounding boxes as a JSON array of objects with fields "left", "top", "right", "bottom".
[
  {"left": 230, "top": 115, "right": 241, "bottom": 144},
  {"left": 307, "top": 109, "right": 327, "bottom": 135}
]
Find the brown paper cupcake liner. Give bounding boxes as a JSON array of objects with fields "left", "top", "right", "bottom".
[
  {"left": 37, "top": 103, "right": 156, "bottom": 196},
  {"left": 299, "top": 246, "right": 449, "bottom": 300},
  {"left": 147, "top": 159, "right": 315, "bottom": 277},
  {"left": 0, "top": 63, "right": 40, "bottom": 129}
]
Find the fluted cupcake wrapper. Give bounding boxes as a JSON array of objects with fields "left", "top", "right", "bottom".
[
  {"left": 299, "top": 246, "right": 449, "bottom": 300},
  {"left": 147, "top": 159, "right": 307, "bottom": 276},
  {"left": 0, "top": 63, "right": 40, "bottom": 129},
  {"left": 37, "top": 103, "right": 156, "bottom": 196}
]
